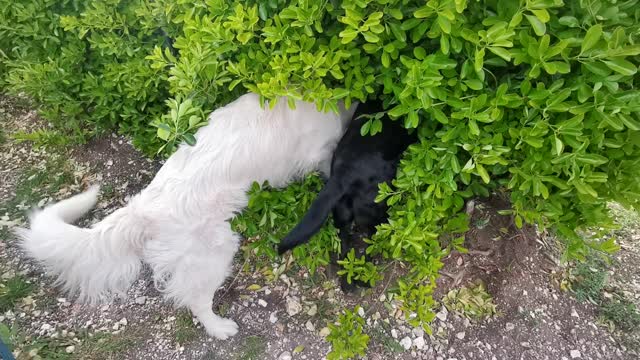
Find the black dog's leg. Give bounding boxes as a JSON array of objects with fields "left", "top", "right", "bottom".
[{"left": 332, "top": 201, "right": 360, "bottom": 292}]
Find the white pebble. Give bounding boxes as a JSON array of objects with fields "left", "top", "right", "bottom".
[
  {"left": 269, "top": 311, "right": 278, "bottom": 324},
  {"left": 305, "top": 320, "right": 315, "bottom": 332},
  {"left": 135, "top": 296, "right": 147, "bottom": 305},
  {"left": 400, "top": 336, "right": 412, "bottom": 350}
]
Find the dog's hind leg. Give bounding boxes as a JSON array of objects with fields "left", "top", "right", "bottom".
[
  {"left": 332, "top": 199, "right": 362, "bottom": 293},
  {"left": 145, "top": 226, "right": 240, "bottom": 340}
]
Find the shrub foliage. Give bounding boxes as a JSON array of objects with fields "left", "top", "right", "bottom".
[{"left": 2, "top": 0, "right": 640, "bottom": 348}]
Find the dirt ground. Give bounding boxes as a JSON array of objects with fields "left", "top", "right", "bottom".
[{"left": 0, "top": 95, "right": 638, "bottom": 360}]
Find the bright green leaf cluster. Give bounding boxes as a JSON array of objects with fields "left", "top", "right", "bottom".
[
  {"left": 231, "top": 175, "right": 341, "bottom": 274},
  {"left": 326, "top": 306, "right": 370, "bottom": 360}
]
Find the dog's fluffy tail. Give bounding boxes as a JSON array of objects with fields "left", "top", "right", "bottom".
[
  {"left": 15, "top": 185, "right": 146, "bottom": 303},
  {"left": 278, "top": 177, "right": 345, "bottom": 254}
]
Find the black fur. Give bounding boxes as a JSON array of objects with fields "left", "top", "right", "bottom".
[{"left": 278, "top": 100, "right": 418, "bottom": 291}]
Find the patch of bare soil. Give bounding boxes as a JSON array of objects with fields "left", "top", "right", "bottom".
[{"left": 0, "top": 94, "right": 637, "bottom": 360}]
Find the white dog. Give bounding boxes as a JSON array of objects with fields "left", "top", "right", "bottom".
[{"left": 16, "top": 93, "right": 355, "bottom": 339}]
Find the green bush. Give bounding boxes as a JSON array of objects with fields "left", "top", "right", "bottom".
[{"left": 2, "top": 0, "right": 640, "bottom": 348}]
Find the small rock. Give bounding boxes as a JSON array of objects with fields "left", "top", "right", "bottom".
[
  {"left": 570, "top": 350, "right": 581, "bottom": 358},
  {"left": 571, "top": 308, "right": 579, "bottom": 318},
  {"left": 258, "top": 299, "right": 268, "bottom": 307},
  {"left": 319, "top": 327, "right": 331, "bottom": 337},
  {"left": 436, "top": 307, "right": 448, "bottom": 322},
  {"left": 286, "top": 297, "right": 302, "bottom": 316},
  {"left": 505, "top": 323, "right": 515, "bottom": 331},
  {"left": 119, "top": 317, "right": 128, "bottom": 326},
  {"left": 521, "top": 342, "right": 531, "bottom": 348},
  {"left": 391, "top": 329, "right": 398, "bottom": 339},
  {"left": 456, "top": 332, "right": 465, "bottom": 340},
  {"left": 307, "top": 304, "right": 318, "bottom": 316},
  {"left": 379, "top": 294, "right": 387, "bottom": 302},
  {"left": 269, "top": 311, "right": 278, "bottom": 324},
  {"left": 305, "top": 320, "right": 315, "bottom": 332},
  {"left": 357, "top": 307, "right": 365, "bottom": 317},
  {"left": 278, "top": 351, "right": 292, "bottom": 360},
  {"left": 400, "top": 336, "right": 412, "bottom": 350},
  {"left": 412, "top": 327, "right": 424, "bottom": 338},
  {"left": 414, "top": 336, "right": 425, "bottom": 350},
  {"left": 65, "top": 346, "right": 75, "bottom": 354},
  {"left": 135, "top": 296, "right": 147, "bottom": 305}
]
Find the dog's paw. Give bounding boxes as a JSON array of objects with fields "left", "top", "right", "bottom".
[{"left": 207, "top": 318, "right": 239, "bottom": 340}]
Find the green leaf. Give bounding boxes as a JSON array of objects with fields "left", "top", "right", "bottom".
[
  {"left": 581, "top": 24, "right": 602, "bottom": 54},
  {"left": 573, "top": 181, "right": 598, "bottom": 198},
  {"left": 554, "top": 135, "right": 564, "bottom": 156},
  {"left": 602, "top": 112, "right": 624, "bottom": 130},
  {"left": 388, "top": 104, "right": 408, "bottom": 118},
  {"left": 524, "top": 137, "right": 544, "bottom": 148},
  {"left": 258, "top": 3, "right": 268, "bottom": 21},
  {"left": 438, "top": 16, "right": 451, "bottom": 34},
  {"left": 531, "top": 9, "right": 550, "bottom": 23},
  {"left": 362, "top": 31, "right": 380, "bottom": 43},
  {"left": 488, "top": 47, "right": 511, "bottom": 61},
  {"left": 576, "top": 154, "right": 609, "bottom": 166},
  {"left": 465, "top": 79, "right": 483, "bottom": 90},
  {"left": 157, "top": 123, "right": 171, "bottom": 141},
  {"left": 602, "top": 58, "right": 637, "bottom": 76},
  {"left": 360, "top": 120, "right": 372, "bottom": 136},
  {"left": 188, "top": 115, "right": 201, "bottom": 129},
  {"left": 237, "top": 32, "right": 253, "bottom": 44},
  {"left": 414, "top": 7, "right": 434, "bottom": 19},
  {"left": 431, "top": 107, "right": 449, "bottom": 124},
  {"left": 598, "top": 238, "right": 620, "bottom": 254},
  {"left": 389, "top": 8, "right": 403, "bottom": 20},
  {"left": 525, "top": 14, "right": 546, "bottom": 36},
  {"left": 469, "top": 119, "right": 480, "bottom": 136},
  {"left": 515, "top": 215, "right": 523, "bottom": 228},
  {"left": 558, "top": 16, "right": 579, "bottom": 28},
  {"left": 389, "top": 22, "right": 406, "bottom": 42},
  {"left": 474, "top": 48, "right": 485, "bottom": 72},
  {"left": 405, "top": 110, "right": 419, "bottom": 128},
  {"left": 476, "top": 163, "right": 490, "bottom": 183},
  {"left": 183, "top": 133, "right": 196, "bottom": 146},
  {"left": 339, "top": 29, "right": 359, "bottom": 44},
  {"left": 620, "top": 114, "right": 640, "bottom": 131}
]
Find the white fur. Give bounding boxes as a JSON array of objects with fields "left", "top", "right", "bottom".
[{"left": 16, "top": 93, "right": 356, "bottom": 340}]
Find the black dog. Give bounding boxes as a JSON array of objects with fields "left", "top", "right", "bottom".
[{"left": 278, "top": 100, "right": 418, "bottom": 291}]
